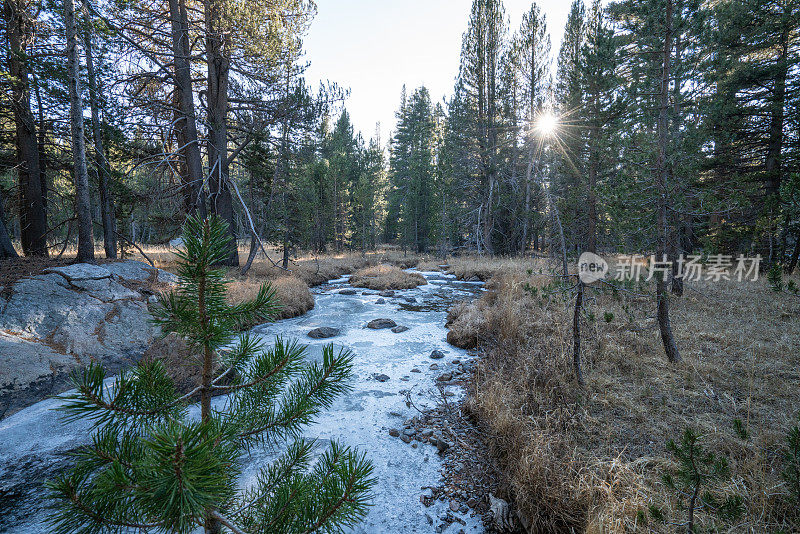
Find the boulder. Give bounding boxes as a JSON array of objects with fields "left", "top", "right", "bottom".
[
  {"left": 372, "top": 373, "right": 390, "bottom": 382},
  {"left": 0, "top": 261, "right": 174, "bottom": 418},
  {"left": 338, "top": 288, "right": 357, "bottom": 295},
  {"left": 378, "top": 290, "right": 395, "bottom": 297},
  {"left": 429, "top": 350, "right": 445, "bottom": 359},
  {"left": 391, "top": 325, "right": 409, "bottom": 333},
  {"left": 44, "top": 263, "right": 111, "bottom": 281},
  {"left": 0, "top": 332, "right": 76, "bottom": 418},
  {"left": 105, "top": 259, "right": 177, "bottom": 284},
  {"left": 367, "top": 318, "right": 397, "bottom": 329},
  {"left": 307, "top": 327, "right": 341, "bottom": 339},
  {"left": 375, "top": 298, "right": 386, "bottom": 304}
]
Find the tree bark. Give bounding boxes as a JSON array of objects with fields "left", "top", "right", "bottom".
[
  {"left": 787, "top": 230, "right": 800, "bottom": 275},
  {"left": 168, "top": 0, "right": 207, "bottom": 218},
  {"left": 586, "top": 126, "right": 599, "bottom": 254},
  {"left": 764, "top": 23, "right": 788, "bottom": 200},
  {"left": 204, "top": 0, "right": 237, "bottom": 266},
  {"left": 0, "top": 189, "right": 19, "bottom": 258},
  {"left": 4, "top": 0, "right": 47, "bottom": 256},
  {"left": 483, "top": 29, "right": 497, "bottom": 256},
  {"left": 572, "top": 279, "right": 584, "bottom": 386},
  {"left": 81, "top": 5, "right": 116, "bottom": 258},
  {"left": 655, "top": 0, "right": 681, "bottom": 363},
  {"left": 669, "top": 7, "right": 684, "bottom": 296},
  {"left": 32, "top": 73, "right": 48, "bottom": 215},
  {"left": 64, "top": 0, "right": 95, "bottom": 262}
]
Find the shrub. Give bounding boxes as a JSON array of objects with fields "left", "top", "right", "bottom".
[{"left": 663, "top": 428, "right": 744, "bottom": 532}]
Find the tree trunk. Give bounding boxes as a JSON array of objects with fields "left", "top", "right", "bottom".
[
  {"left": 787, "top": 230, "right": 800, "bottom": 275},
  {"left": 0, "top": 189, "right": 18, "bottom": 258},
  {"left": 65, "top": 0, "right": 95, "bottom": 262},
  {"left": 484, "top": 38, "right": 497, "bottom": 256},
  {"left": 572, "top": 279, "right": 584, "bottom": 385},
  {"left": 550, "top": 189, "right": 568, "bottom": 278},
  {"left": 655, "top": 0, "right": 681, "bottom": 363},
  {"left": 587, "top": 127, "right": 598, "bottom": 254},
  {"left": 764, "top": 24, "right": 788, "bottom": 200},
  {"left": 282, "top": 190, "right": 289, "bottom": 270},
  {"left": 81, "top": 6, "right": 116, "bottom": 258},
  {"left": 523, "top": 146, "right": 534, "bottom": 253},
  {"left": 33, "top": 74, "right": 48, "bottom": 214},
  {"left": 169, "top": 0, "right": 207, "bottom": 218},
  {"left": 4, "top": 0, "right": 47, "bottom": 256},
  {"left": 669, "top": 9, "right": 684, "bottom": 296},
  {"left": 439, "top": 184, "right": 447, "bottom": 259},
  {"left": 204, "top": 0, "right": 237, "bottom": 266}
]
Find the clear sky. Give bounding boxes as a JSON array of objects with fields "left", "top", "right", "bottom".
[{"left": 302, "top": 1, "right": 576, "bottom": 145}]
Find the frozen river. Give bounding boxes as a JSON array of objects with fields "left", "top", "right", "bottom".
[{"left": 0, "top": 270, "right": 485, "bottom": 533}]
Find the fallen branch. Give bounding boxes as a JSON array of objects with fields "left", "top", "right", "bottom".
[
  {"left": 114, "top": 229, "right": 154, "bottom": 267},
  {"left": 226, "top": 173, "right": 289, "bottom": 275}
]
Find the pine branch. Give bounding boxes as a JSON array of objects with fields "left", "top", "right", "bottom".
[
  {"left": 231, "top": 438, "right": 314, "bottom": 517},
  {"left": 236, "top": 345, "right": 354, "bottom": 443},
  {"left": 57, "top": 360, "right": 183, "bottom": 430},
  {"left": 215, "top": 337, "right": 304, "bottom": 394},
  {"left": 300, "top": 444, "right": 374, "bottom": 533}
]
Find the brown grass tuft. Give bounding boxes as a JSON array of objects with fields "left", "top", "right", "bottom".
[
  {"left": 270, "top": 276, "right": 315, "bottom": 319},
  {"left": 226, "top": 274, "right": 314, "bottom": 322},
  {"left": 445, "top": 301, "right": 485, "bottom": 349},
  {"left": 349, "top": 264, "right": 427, "bottom": 290},
  {"left": 459, "top": 264, "right": 800, "bottom": 532}
]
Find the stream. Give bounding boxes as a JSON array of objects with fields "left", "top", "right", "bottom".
[{"left": 0, "top": 270, "right": 485, "bottom": 533}]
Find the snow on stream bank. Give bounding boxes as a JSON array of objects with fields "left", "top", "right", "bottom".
[{"left": 0, "top": 271, "right": 485, "bottom": 533}]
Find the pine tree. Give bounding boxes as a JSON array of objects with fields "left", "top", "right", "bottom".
[
  {"left": 513, "top": 1, "right": 550, "bottom": 253},
  {"left": 387, "top": 86, "right": 437, "bottom": 252},
  {"left": 65, "top": 0, "right": 95, "bottom": 262},
  {"left": 552, "top": 0, "right": 586, "bottom": 248},
  {"left": 47, "top": 215, "right": 374, "bottom": 534},
  {"left": 458, "top": 0, "right": 506, "bottom": 254}
]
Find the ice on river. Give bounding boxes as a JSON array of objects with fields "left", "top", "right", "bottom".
[{"left": 0, "top": 271, "right": 484, "bottom": 534}]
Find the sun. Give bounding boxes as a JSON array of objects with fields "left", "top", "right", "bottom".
[{"left": 535, "top": 111, "right": 558, "bottom": 137}]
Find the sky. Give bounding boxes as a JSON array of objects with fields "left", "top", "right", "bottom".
[{"left": 302, "top": 1, "right": 576, "bottom": 145}]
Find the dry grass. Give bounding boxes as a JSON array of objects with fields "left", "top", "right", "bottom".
[
  {"left": 226, "top": 274, "right": 314, "bottom": 322},
  {"left": 445, "top": 255, "right": 550, "bottom": 281},
  {"left": 445, "top": 301, "right": 485, "bottom": 349},
  {"left": 349, "top": 264, "right": 427, "bottom": 290},
  {"left": 451, "top": 259, "right": 800, "bottom": 532}
]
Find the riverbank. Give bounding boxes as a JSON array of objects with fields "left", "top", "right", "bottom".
[{"left": 447, "top": 258, "right": 800, "bottom": 532}]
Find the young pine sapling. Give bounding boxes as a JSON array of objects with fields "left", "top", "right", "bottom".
[
  {"left": 663, "top": 428, "right": 744, "bottom": 533},
  {"left": 47, "top": 216, "right": 374, "bottom": 534}
]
